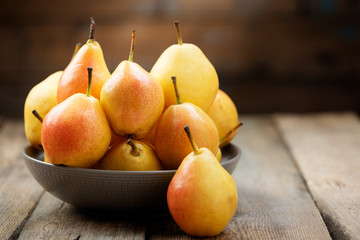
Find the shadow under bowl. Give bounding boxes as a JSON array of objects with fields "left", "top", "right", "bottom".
[{"left": 22, "top": 144, "right": 241, "bottom": 212}]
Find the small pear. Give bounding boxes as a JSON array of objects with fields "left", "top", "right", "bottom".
[
  {"left": 100, "top": 30, "right": 164, "bottom": 139},
  {"left": 57, "top": 17, "right": 110, "bottom": 103},
  {"left": 207, "top": 89, "right": 242, "bottom": 147},
  {"left": 150, "top": 21, "right": 219, "bottom": 111},
  {"left": 42, "top": 67, "right": 111, "bottom": 168},
  {"left": 167, "top": 126, "right": 238, "bottom": 237},
  {"left": 24, "top": 71, "right": 63, "bottom": 149},
  {"left": 154, "top": 77, "right": 218, "bottom": 169},
  {"left": 97, "top": 139, "right": 162, "bottom": 171}
]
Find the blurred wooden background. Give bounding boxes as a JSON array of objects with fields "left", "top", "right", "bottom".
[{"left": 0, "top": 0, "right": 359, "bottom": 118}]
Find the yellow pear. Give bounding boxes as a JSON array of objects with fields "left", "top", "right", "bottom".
[
  {"left": 24, "top": 43, "right": 82, "bottom": 150},
  {"left": 150, "top": 21, "right": 218, "bottom": 111},
  {"left": 216, "top": 148, "right": 222, "bottom": 162},
  {"left": 207, "top": 90, "right": 242, "bottom": 147},
  {"left": 24, "top": 71, "right": 62, "bottom": 150},
  {"left": 97, "top": 139, "right": 162, "bottom": 171},
  {"left": 167, "top": 126, "right": 238, "bottom": 237}
]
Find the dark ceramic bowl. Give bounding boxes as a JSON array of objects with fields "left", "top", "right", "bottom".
[{"left": 23, "top": 144, "right": 241, "bottom": 212}]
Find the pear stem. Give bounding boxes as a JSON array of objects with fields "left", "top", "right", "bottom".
[
  {"left": 171, "top": 76, "right": 182, "bottom": 104},
  {"left": 184, "top": 125, "right": 200, "bottom": 155},
  {"left": 86, "top": 67, "right": 93, "bottom": 97},
  {"left": 128, "top": 30, "right": 136, "bottom": 62},
  {"left": 89, "top": 17, "right": 95, "bottom": 41},
  {"left": 174, "top": 21, "right": 183, "bottom": 45},
  {"left": 127, "top": 139, "right": 140, "bottom": 156},
  {"left": 32, "top": 110, "right": 43, "bottom": 123},
  {"left": 72, "top": 43, "right": 82, "bottom": 59},
  {"left": 219, "top": 122, "right": 243, "bottom": 147}
]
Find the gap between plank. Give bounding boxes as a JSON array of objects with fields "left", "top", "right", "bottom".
[
  {"left": 8, "top": 191, "right": 46, "bottom": 240},
  {"left": 270, "top": 115, "right": 331, "bottom": 233}
]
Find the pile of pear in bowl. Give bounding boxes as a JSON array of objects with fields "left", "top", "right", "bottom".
[{"left": 23, "top": 18, "right": 242, "bottom": 237}]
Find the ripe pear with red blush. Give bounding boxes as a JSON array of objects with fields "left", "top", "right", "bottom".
[
  {"left": 154, "top": 77, "right": 218, "bottom": 169},
  {"left": 167, "top": 126, "right": 238, "bottom": 237},
  {"left": 100, "top": 30, "right": 164, "bottom": 139},
  {"left": 57, "top": 17, "right": 110, "bottom": 103},
  {"left": 42, "top": 67, "right": 111, "bottom": 168}
]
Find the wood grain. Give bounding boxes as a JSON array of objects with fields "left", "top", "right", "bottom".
[
  {"left": 0, "top": 120, "right": 44, "bottom": 240},
  {"left": 18, "top": 192, "right": 147, "bottom": 240},
  {"left": 146, "top": 116, "right": 331, "bottom": 239},
  {"left": 274, "top": 112, "right": 360, "bottom": 239}
]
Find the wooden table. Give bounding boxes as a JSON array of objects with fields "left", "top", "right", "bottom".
[{"left": 1, "top": 112, "right": 359, "bottom": 240}]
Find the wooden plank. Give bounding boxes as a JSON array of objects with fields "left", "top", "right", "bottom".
[
  {"left": 0, "top": 119, "right": 44, "bottom": 239},
  {"left": 18, "top": 191, "right": 147, "bottom": 239},
  {"left": 274, "top": 112, "right": 360, "bottom": 239},
  {"left": 146, "top": 116, "right": 331, "bottom": 239}
]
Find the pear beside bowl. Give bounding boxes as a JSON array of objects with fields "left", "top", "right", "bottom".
[{"left": 22, "top": 144, "right": 241, "bottom": 212}]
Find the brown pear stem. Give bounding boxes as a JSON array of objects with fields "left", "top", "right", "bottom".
[
  {"left": 184, "top": 125, "right": 200, "bottom": 155},
  {"left": 89, "top": 17, "right": 95, "bottom": 41},
  {"left": 174, "top": 21, "right": 183, "bottom": 45},
  {"left": 127, "top": 139, "right": 140, "bottom": 156},
  {"left": 86, "top": 67, "right": 93, "bottom": 97},
  {"left": 171, "top": 76, "right": 182, "bottom": 104},
  {"left": 32, "top": 110, "right": 43, "bottom": 123},
  {"left": 72, "top": 43, "right": 82, "bottom": 59},
  {"left": 128, "top": 30, "right": 136, "bottom": 62},
  {"left": 219, "top": 122, "right": 243, "bottom": 147}
]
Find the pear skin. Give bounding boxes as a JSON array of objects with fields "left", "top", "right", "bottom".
[
  {"left": 24, "top": 71, "right": 63, "bottom": 150},
  {"left": 42, "top": 68, "right": 111, "bottom": 168},
  {"left": 57, "top": 18, "right": 110, "bottom": 103},
  {"left": 100, "top": 31, "right": 164, "bottom": 139},
  {"left": 101, "top": 60, "right": 164, "bottom": 139},
  {"left": 97, "top": 139, "right": 162, "bottom": 171},
  {"left": 154, "top": 102, "right": 218, "bottom": 169},
  {"left": 150, "top": 22, "right": 218, "bottom": 111},
  {"left": 109, "top": 130, "right": 127, "bottom": 148},
  {"left": 216, "top": 148, "right": 222, "bottom": 163},
  {"left": 143, "top": 113, "right": 162, "bottom": 146},
  {"left": 207, "top": 90, "right": 239, "bottom": 147},
  {"left": 167, "top": 131, "right": 238, "bottom": 237}
]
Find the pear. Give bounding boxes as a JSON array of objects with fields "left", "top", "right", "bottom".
[
  {"left": 97, "top": 139, "right": 162, "bottom": 171},
  {"left": 207, "top": 89, "right": 242, "bottom": 147},
  {"left": 42, "top": 67, "right": 111, "bottom": 168},
  {"left": 150, "top": 21, "right": 219, "bottom": 111},
  {"left": 215, "top": 148, "right": 222, "bottom": 162},
  {"left": 154, "top": 77, "right": 218, "bottom": 169},
  {"left": 57, "top": 17, "right": 110, "bottom": 103},
  {"left": 167, "top": 126, "right": 238, "bottom": 237},
  {"left": 30, "top": 110, "right": 51, "bottom": 164},
  {"left": 219, "top": 122, "right": 243, "bottom": 148},
  {"left": 100, "top": 30, "right": 164, "bottom": 139},
  {"left": 143, "top": 114, "right": 162, "bottom": 147},
  {"left": 24, "top": 71, "right": 63, "bottom": 150},
  {"left": 24, "top": 43, "right": 82, "bottom": 150}
]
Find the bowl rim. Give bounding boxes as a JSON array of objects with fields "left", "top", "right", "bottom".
[{"left": 22, "top": 143, "right": 241, "bottom": 175}]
